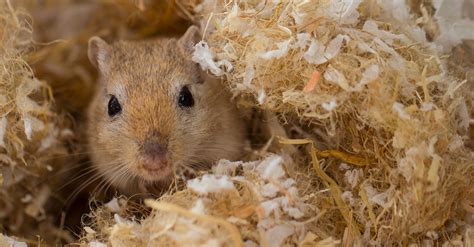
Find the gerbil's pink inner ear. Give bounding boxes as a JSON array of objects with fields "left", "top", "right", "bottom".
[
  {"left": 178, "top": 25, "right": 201, "bottom": 54},
  {"left": 88, "top": 36, "right": 110, "bottom": 71}
]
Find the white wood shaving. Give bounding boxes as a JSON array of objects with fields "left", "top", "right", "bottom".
[
  {"left": 105, "top": 198, "right": 121, "bottom": 213},
  {"left": 257, "top": 88, "right": 266, "bottom": 105},
  {"left": 292, "top": 33, "right": 311, "bottom": 49},
  {"left": 341, "top": 191, "right": 357, "bottom": 206},
  {"left": 324, "top": 34, "right": 350, "bottom": 61},
  {"left": 20, "top": 194, "right": 32, "bottom": 203},
  {"left": 259, "top": 39, "right": 292, "bottom": 60},
  {"left": 39, "top": 127, "right": 57, "bottom": 152},
  {"left": 187, "top": 174, "right": 235, "bottom": 195},
  {"left": 212, "top": 159, "right": 240, "bottom": 175},
  {"left": 0, "top": 117, "right": 7, "bottom": 148},
  {"left": 192, "top": 41, "right": 224, "bottom": 76},
  {"left": 434, "top": 0, "right": 474, "bottom": 51},
  {"left": 256, "top": 155, "right": 284, "bottom": 180},
  {"left": 364, "top": 184, "right": 393, "bottom": 208},
  {"left": 358, "top": 64, "right": 380, "bottom": 87},
  {"left": 261, "top": 183, "right": 279, "bottom": 198},
  {"left": 243, "top": 63, "right": 255, "bottom": 86},
  {"left": 363, "top": 20, "right": 405, "bottom": 44},
  {"left": 84, "top": 227, "right": 96, "bottom": 234},
  {"left": 286, "top": 207, "right": 304, "bottom": 219},
  {"left": 281, "top": 178, "right": 296, "bottom": 189},
  {"left": 344, "top": 169, "right": 361, "bottom": 189},
  {"left": 89, "top": 241, "right": 107, "bottom": 247},
  {"left": 263, "top": 224, "right": 295, "bottom": 247},
  {"left": 324, "top": 66, "right": 350, "bottom": 90},
  {"left": 0, "top": 235, "right": 27, "bottom": 247},
  {"left": 260, "top": 198, "right": 281, "bottom": 217},
  {"left": 392, "top": 102, "right": 411, "bottom": 120},
  {"left": 244, "top": 240, "right": 259, "bottom": 247},
  {"left": 226, "top": 216, "right": 249, "bottom": 225},
  {"left": 23, "top": 114, "right": 45, "bottom": 140},
  {"left": 420, "top": 102, "right": 435, "bottom": 112},
  {"left": 304, "top": 40, "right": 327, "bottom": 65},
  {"left": 322, "top": 100, "right": 337, "bottom": 111},
  {"left": 191, "top": 199, "right": 206, "bottom": 215},
  {"left": 113, "top": 214, "right": 128, "bottom": 224},
  {"left": 447, "top": 135, "right": 464, "bottom": 151}
]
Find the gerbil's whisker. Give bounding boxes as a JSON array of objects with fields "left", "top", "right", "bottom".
[
  {"left": 64, "top": 174, "right": 102, "bottom": 207},
  {"left": 92, "top": 178, "right": 109, "bottom": 198},
  {"left": 36, "top": 161, "right": 92, "bottom": 185},
  {"left": 56, "top": 166, "right": 98, "bottom": 191},
  {"left": 64, "top": 159, "right": 124, "bottom": 206},
  {"left": 40, "top": 147, "right": 123, "bottom": 162},
  {"left": 107, "top": 163, "right": 130, "bottom": 190}
]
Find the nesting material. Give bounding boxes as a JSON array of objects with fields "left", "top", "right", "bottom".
[
  {"left": 83, "top": 0, "right": 473, "bottom": 245},
  {"left": 0, "top": 234, "right": 27, "bottom": 247},
  {"left": 0, "top": 0, "right": 72, "bottom": 241},
  {"left": 187, "top": 0, "right": 473, "bottom": 244},
  {"left": 84, "top": 156, "right": 336, "bottom": 247},
  {"left": 1, "top": 0, "right": 473, "bottom": 245},
  {"left": 433, "top": 0, "right": 474, "bottom": 52}
]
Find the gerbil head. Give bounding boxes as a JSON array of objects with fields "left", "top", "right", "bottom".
[{"left": 86, "top": 26, "right": 244, "bottom": 194}]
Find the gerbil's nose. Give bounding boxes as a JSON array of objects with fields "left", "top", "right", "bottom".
[{"left": 142, "top": 140, "right": 168, "bottom": 171}]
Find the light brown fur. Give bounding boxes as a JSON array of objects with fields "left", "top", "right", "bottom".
[{"left": 86, "top": 27, "right": 245, "bottom": 196}]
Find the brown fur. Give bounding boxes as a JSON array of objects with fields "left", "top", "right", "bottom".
[{"left": 86, "top": 27, "right": 245, "bottom": 196}]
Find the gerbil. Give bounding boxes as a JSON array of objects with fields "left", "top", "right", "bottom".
[{"left": 86, "top": 26, "right": 245, "bottom": 196}]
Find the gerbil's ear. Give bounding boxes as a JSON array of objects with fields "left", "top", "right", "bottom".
[
  {"left": 88, "top": 36, "right": 110, "bottom": 71},
  {"left": 178, "top": 25, "right": 201, "bottom": 53}
]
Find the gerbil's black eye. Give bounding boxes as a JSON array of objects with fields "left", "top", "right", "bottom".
[
  {"left": 178, "top": 86, "right": 194, "bottom": 108},
  {"left": 108, "top": 95, "right": 122, "bottom": 117}
]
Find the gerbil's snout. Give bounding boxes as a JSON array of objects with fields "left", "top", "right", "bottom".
[
  {"left": 143, "top": 141, "right": 167, "bottom": 167},
  {"left": 141, "top": 132, "right": 170, "bottom": 176}
]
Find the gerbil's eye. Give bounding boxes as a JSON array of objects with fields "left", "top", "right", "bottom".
[
  {"left": 108, "top": 95, "right": 122, "bottom": 117},
  {"left": 178, "top": 86, "right": 194, "bottom": 108}
]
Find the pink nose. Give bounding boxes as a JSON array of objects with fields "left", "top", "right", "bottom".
[{"left": 142, "top": 141, "right": 168, "bottom": 171}]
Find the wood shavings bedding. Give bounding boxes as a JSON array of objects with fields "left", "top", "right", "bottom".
[
  {"left": 178, "top": 0, "right": 473, "bottom": 244},
  {"left": 84, "top": 155, "right": 323, "bottom": 246},
  {"left": 0, "top": 234, "right": 27, "bottom": 247},
  {"left": 2, "top": 0, "right": 473, "bottom": 245},
  {"left": 0, "top": 0, "right": 72, "bottom": 241}
]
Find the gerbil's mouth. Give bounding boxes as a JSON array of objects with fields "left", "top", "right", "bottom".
[
  {"left": 146, "top": 166, "right": 172, "bottom": 177},
  {"left": 139, "top": 162, "right": 173, "bottom": 181}
]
